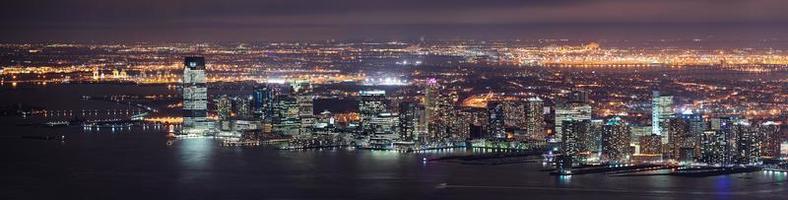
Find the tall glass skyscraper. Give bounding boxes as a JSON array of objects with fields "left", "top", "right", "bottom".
[
  {"left": 252, "top": 86, "right": 276, "bottom": 121},
  {"left": 652, "top": 91, "right": 673, "bottom": 144},
  {"left": 525, "top": 97, "right": 545, "bottom": 140},
  {"left": 182, "top": 56, "right": 210, "bottom": 135}
]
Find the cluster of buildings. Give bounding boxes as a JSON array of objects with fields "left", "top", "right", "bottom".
[
  {"left": 557, "top": 91, "right": 784, "bottom": 168},
  {"left": 179, "top": 56, "right": 784, "bottom": 166}
]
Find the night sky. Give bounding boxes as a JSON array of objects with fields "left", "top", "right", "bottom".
[{"left": 2, "top": 0, "right": 788, "bottom": 42}]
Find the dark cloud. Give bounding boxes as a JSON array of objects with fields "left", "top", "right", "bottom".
[{"left": 1, "top": 0, "right": 787, "bottom": 41}]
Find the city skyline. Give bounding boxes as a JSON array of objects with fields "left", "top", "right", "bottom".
[{"left": 1, "top": 1, "right": 787, "bottom": 199}]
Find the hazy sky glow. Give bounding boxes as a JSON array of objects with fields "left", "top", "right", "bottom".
[{"left": 2, "top": 0, "right": 788, "bottom": 42}]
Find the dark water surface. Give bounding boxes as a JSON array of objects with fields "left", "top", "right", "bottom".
[{"left": 1, "top": 125, "right": 786, "bottom": 200}]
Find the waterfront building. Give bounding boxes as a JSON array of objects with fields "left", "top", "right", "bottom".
[
  {"left": 561, "top": 119, "right": 584, "bottom": 158},
  {"left": 554, "top": 102, "right": 592, "bottom": 140},
  {"left": 758, "top": 121, "right": 782, "bottom": 158},
  {"left": 652, "top": 91, "right": 673, "bottom": 144},
  {"left": 359, "top": 90, "right": 389, "bottom": 135},
  {"left": 699, "top": 117, "right": 741, "bottom": 166},
  {"left": 398, "top": 102, "right": 425, "bottom": 142},
  {"left": 588, "top": 120, "right": 605, "bottom": 153},
  {"left": 601, "top": 117, "right": 631, "bottom": 163},
  {"left": 459, "top": 107, "right": 489, "bottom": 140},
  {"left": 182, "top": 56, "right": 211, "bottom": 135},
  {"left": 679, "top": 110, "right": 705, "bottom": 158},
  {"left": 502, "top": 100, "right": 526, "bottom": 128},
  {"left": 252, "top": 86, "right": 276, "bottom": 121},
  {"left": 273, "top": 95, "right": 300, "bottom": 135},
  {"left": 525, "top": 97, "right": 545, "bottom": 140},
  {"left": 639, "top": 134, "right": 662, "bottom": 155},
  {"left": 424, "top": 85, "right": 457, "bottom": 140},
  {"left": 733, "top": 121, "right": 760, "bottom": 165},
  {"left": 487, "top": 101, "right": 506, "bottom": 139},
  {"left": 700, "top": 130, "right": 728, "bottom": 165},
  {"left": 368, "top": 113, "right": 400, "bottom": 148},
  {"left": 667, "top": 119, "right": 690, "bottom": 160},
  {"left": 297, "top": 95, "right": 315, "bottom": 135}
]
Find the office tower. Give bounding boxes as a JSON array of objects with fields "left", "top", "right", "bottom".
[
  {"left": 369, "top": 113, "right": 400, "bottom": 136},
  {"left": 182, "top": 56, "right": 210, "bottom": 134},
  {"left": 525, "top": 97, "right": 545, "bottom": 140},
  {"left": 639, "top": 134, "right": 662, "bottom": 155},
  {"left": 733, "top": 121, "right": 760, "bottom": 165},
  {"left": 601, "top": 117, "right": 631, "bottom": 163},
  {"left": 680, "top": 110, "right": 705, "bottom": 138},
  {"left": 588, "top": 119, "right": 605, "bottom": 153},
  {"left": 699, "top": 130, "right": 727, "bottom": 164},
  {"left": 423, "top": 79, "right": 437, "bottom": 139},
  {"left": 424, "top": 86, "right": 457, "bottom": 140},
  {"left": 297, "top": 95, "right": 315, "bottom": 136},
  {"left": 398, "top": 102, "right": 424, "bottom": 142},
  {"left": 460, "top": 107, "right": 489, "bottom": 139},
  {"left": 554, "top": 102, "right": 592, "bottom": 140},
  {"left": 561, "top": 119, "right": 585, "bottom": 158},
  {"left": 758, "top": 121, "right": 782, "bottom": 158},
  {"left": 273, "top": 95, "right": 300, "bottom": 135},
  {"left": 253, "top": 86, "right": 276, "bottom": 121},
  {"left": 359, "top": 90, "right": 389, "bottom": 135},
  {"left": 562, "top": 119, "right": 596, "bottom": 155},
  {"left": 679, "top": 109, "right": 704, "bottom": 158},
  {"left": 368, "top": 113, "right": 400, "bottom": 148},
  {"left": 216, "top": 95, "right": 232, "bottom": 120},
  {"left": 667, "top": 119, "right": 689, "bottom": 160},
  {"left": 651, "top": 91, "right": 673, "bottom": 144},
  {"left": 487, "top": 101, "right": 506, "bottom": 139},
  {"left": 700, "top": 117, "right": 739, "bottom": 165},
  {"left": 700, "top": 130, "right": 728, "bottom": 165},
  {"left": 502, "top": 100, "right": 526, "bottom": 128}
]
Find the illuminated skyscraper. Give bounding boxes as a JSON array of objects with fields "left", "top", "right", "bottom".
[
  {"left": 273, "top": 95, "right": 300, "bottom": 135},
  {"left": 368, "top": 113, "right": 400, "bottom": 148},
  {"left": 733, "top": 121, "right": 760, "bottom": 165},
  {"left": 423, "top": 82, "right": 457, "bottom": 140},
  {"left": 297, "top": 95, "right": 315, "bottom": 136},
  {"left": 399, "top": 102, "right": 425, "bottom": 142},
  {"left": 524, "top": 97, "right": 545, "bottom": 140},
  {"left": 651, "top": 91, "right": 673, "bottom": 144},
  {"left": 561, "top": 119, "right": 584, "bottom": 158},
  {"left": 679, "top": 109, "right": 704, "bottom": 158},
  {"left": 667, "top": 119, "right": 689, "bottom": 160},
  {"left": 639, "top": 134, "right": 662, "bottom": 155},
  {"left": 700, "top": 116, "right": 738, "bottom": 165},
  {"left": 182, "top": 56, "right": 211, "bottom": 135},
  {"left": 700, "top": 130, "right": 729, "bottom": 165},
  {"left": 253, "top": 86, "right": 276, "bottom": 121},
  {"left": 554, "top": 102, "right": 592, "bottom": 140},
  {"left": 758, "top": 121, "right": 782, "bottom": 158},
  {"left": 502, "top": 100, "right": 525, "bottom": 128},
  {"left": 359, "top": 90, "right": 388, "bottom": 135},
  {"left": 487, "top": 101, "right": 506, "bottom": 139},
  {"left": 601, "top": 117, "right": 631, "bottom": 163}
]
